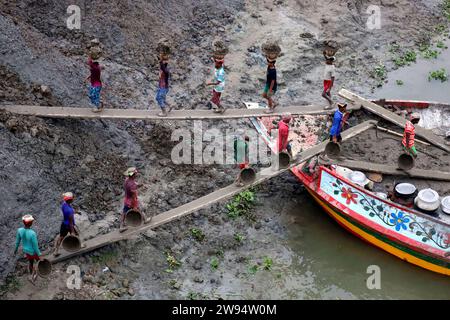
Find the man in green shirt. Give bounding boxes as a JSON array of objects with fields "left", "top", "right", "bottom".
[
  {"left": 14, "top": 215, "right": 42, "bottom": 283},
  {"left": 234, "top": 130, "right": 250, "bottom": 186}
]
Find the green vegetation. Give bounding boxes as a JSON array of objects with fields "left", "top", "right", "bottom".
[
  {"left": 393, "top": 50, "right": 417, "bottom": 67},
  {"left": 234, "top": 233, "right": 245, "bottom": 244},
  {"left": 263, "top": 257, "right": 273, "bottom": 271},
  {"left": 168, "top": 279, "right": 181, "bottom": 290},
  {"left": 248, "top": 264, "right": 259, "bottom": 274},
  {"left": 422, "top": 48, "right": 439, "bottom": 59},
  {"left": 443, "top": 1, "right": 450, "bottom": 21},
  {"left": 210, "top": 257, "right": 219, "bottom": 270},
  {"left": 190, "top": 228, "right": 205, "bottom": 242},
  {"left": 226, "top": 190, "right": 256, "bottom": 220},
  {"left": 388, "top": 43, "right": 400, "bottom": 53},
  {"left": 371, "top": 63, "right": 387, "bottom": 87},
  {"left": 165, "top": 251, "right": 181, "bottom": 273},
  {"left": 435, "top": 23, "right": 448, "bottom": 34},
  {"left": 437, "top": 41, "right": 448, "bottom": 49},
  {"left": 396, "top": 80, "right": 404, "bottom": 86},
  {"left": 187, "top": 291, "right": 208, "bottom": 300},
  {"left": 428, "top": 68, "right": 448, "bottom": 82}
]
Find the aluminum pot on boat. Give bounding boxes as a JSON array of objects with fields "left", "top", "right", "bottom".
[
  {"left": 414, "top": 188, "right": 440, "bottom": 214},
  {"left": 394, "top": 182, "right": 417, "bottom": 200},
  {"left": 441, "top": 196, "right": 450, "bottom": 215}
]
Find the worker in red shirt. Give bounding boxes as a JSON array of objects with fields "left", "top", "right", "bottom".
[
  {"left": 402, "top": 113, "right": 420, "bottom": 158},
  {"left": 120, "top": 167, "right": 140, "bottom": 231},
  {"left": 278, "top": 115, "right": 291, "bottom": 153}
]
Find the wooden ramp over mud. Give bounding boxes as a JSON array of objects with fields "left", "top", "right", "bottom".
[
  {"left": 0, "top": 104, "right": 359, "bottom": 120},
  {"left": 333, "top": 159, "right": 450, "bottom": 182},
  {"left": 47, "top": 120, "right": 377, "bottom": 264},
  {"left": 339, "top": 89, "right": 450, "bottom": 153}
]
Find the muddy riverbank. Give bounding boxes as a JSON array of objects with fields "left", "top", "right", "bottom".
[{"left": 1, "top": 0, "right": 450, "bottom": 299}]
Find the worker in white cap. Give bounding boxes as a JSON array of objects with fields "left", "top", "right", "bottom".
[
  {"left": 14, "top": 215, "right": 41, "bottom": 283},
  {"left": 402, "top": 112, "right": 420, "bottom": 158},
  {"left": 54, "top": 192, "right": 80, "bottom": 257},
  {"left": 121, "top": 167, "right": 140, "bottom": 231}
]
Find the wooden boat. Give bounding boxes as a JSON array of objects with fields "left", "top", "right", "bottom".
[
  {"left": 245, "top": 99, "right": 450, "bottom": 276},
  {"left": 291, "top": 164, "right": 450, "bottom": 276}
]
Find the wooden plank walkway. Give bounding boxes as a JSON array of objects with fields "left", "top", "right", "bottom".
[
  {"left": 0, "top": 104, "right": 360, "bottom": 120},
  {"left": 339, "top": 89, "right": 450, "bottom": 153},
  {"left": 332, "top": 159, "right": 450, "bottom": 182},
  {"left": 46, "top": 120, "right": 377, "bottom": 264}
]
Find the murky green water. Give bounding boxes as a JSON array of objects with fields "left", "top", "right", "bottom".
[
  {"left": 376, "top": 39, "right": 450, "bottom": 103},
  {"left": 285, "top": 195, "right": 450, "bottom": 299}
]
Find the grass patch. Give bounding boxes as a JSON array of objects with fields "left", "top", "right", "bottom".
[
  {"left": 165, "top": 251, "right": 181, "bottom": 273},
  {"left": 422, "top": 48, "right": 439, "bottom": 59},
  {"left": 263, "top": 257, "right": 273, "bottom": 271},
  {"left": 396, "top": 80, "right": 404, "bottom": 85},
  {"left": 442, "top": 1, "right": 450, "bottom": 21},
  {"left": 248, "top": 264, "right": 259, "bottom": 275},
  {"left": 226, "top": 190, "right": 256, "bottom": 220},
  {"left": 437, "top": 41, "right": 448, "bottom": 49},
  {"left": 210, "top": 257, "right": 219, "bottom": 270},
  {"left": 187, "top": 291, "right": 208, "bottom": 300},
  {"left": 190, "top": 228, "right": 205, "bottom": 242},
  {"left": 428, "top": 68, "right": 448, "bottom": 82},
  {"left": 234, "top": 233, "right": 245, "bottom": 244},
  {"left": 393, "top": 50, "right": 417, "bottom": 67}
]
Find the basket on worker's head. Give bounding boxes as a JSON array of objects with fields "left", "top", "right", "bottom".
[
  {"left": 125, "top": 209, "right": 144, "bottom": 227},
  {"left": 323, "top": 40, "right": 339, "bottom": 57},
  {"left": 212, "top": 39, "right": 229, "bottom": 60},
  {"left": 261, "top": 41, "right": 281, "bottom": 61},
  {"left": 157, "top": 38, "right": 171, "bottom": 59},
  {"left": 88, "top": 38, "right": 103, "bottom": 60},
  {"left": 37, "top": 259, "right": 52, "bottom": 278}
]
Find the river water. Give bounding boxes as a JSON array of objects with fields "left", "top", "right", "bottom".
[
  {"left": 283, "top": 42, "right": 450, "bottom": 299},
  {"left": 285, "top": 195, "right": 450, "bottom": 299}
]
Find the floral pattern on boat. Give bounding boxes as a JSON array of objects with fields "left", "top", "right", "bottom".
[{"left": 319, "top": 170, "right": 450, "bottom": 251}]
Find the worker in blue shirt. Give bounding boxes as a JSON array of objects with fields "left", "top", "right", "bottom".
[
  {"left": 54, "top": 192, "right": 80, "bottom": 257},
  {"left": 329, "top": 103, "right": 347, "bottom": 143}
]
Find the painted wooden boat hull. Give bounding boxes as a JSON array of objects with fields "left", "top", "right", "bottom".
[{"left": 292, "top": 166, "right": 450, "bottom": 276}]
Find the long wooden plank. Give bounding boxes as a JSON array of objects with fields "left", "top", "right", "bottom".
[
  {"left": 46, "top": 120, "right": 377, "bottom": 264},
  {"left": 333, "top": 159, "right": 450, "bottom": 181},
  {"left": 0, "top": 104, "right": 359, "bottom": 120},
  {"left": 339, "top": 89, "right": 450, "bottom": 153}
]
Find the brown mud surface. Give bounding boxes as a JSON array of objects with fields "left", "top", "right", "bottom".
[{"left": 1, "top": 1, "right": 450, "bottom": 299}]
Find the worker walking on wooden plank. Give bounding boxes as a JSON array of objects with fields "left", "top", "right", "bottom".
[
  {"left": 206, "top": 57, "right": 226, "bottom": 114},
  {"left": 330, "top": 103, "right": 347, "bottom": 143},
  {"left": 155, "top": 53, "right": 173, "bottom": 117},
  {"left": 121, "top": 167, "right": 140, "bottom": 231},
  {"left": 277, "top": 115, "right": 291, "bottom": 153},
  {"left": 86, "top": 57, "right": 104, "bottom": 113},
  {"left": 263, "top": 57, "right": 278, "bottom": 113},
  {"left": 14, "top": 215, "right": 42, "bottom": 283},
  {"left": 402, "top": 113, "right": 420, "bottom": 158},
  {"left": 322, "top": 52, "right": 336, "bottom": 109},
  {"left": 54, "top": 192, "right": 81, "bottom": 257},
  {"left": 234, "top": 130, "right": 249, "bottom": 187}
]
